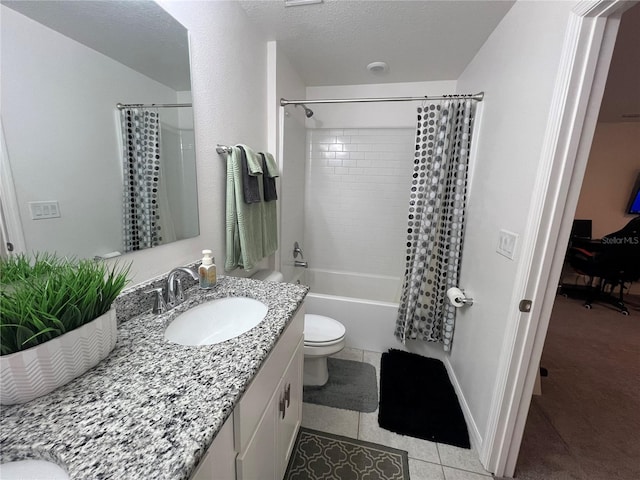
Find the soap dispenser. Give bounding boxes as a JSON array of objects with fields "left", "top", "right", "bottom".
[{"left": 198, "top": 250, "right": 217, "bottom": 289}]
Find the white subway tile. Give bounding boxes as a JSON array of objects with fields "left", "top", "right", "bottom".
[
  {"left": 319, "top": 152, "right": 336, "bottom": 159},
  {"left": 336, "top": 136, "right": 351, "bottom": 144},
  {"left": 328, "top": 144, "right": 343, "bottom": 152},
  {"left": 335, "top": 152, "right": 350, "bottom": 160},
  {"left": 348, "top": 152, "right": 365, "bottom": 159},
  {"left": 314, "top": 135, "right": 337, "bottom": 144},
  {"left": 327, "top": 159, "right": 343, "bottom": 167},
  {"left": 343, "top": 129, "right": 360, "bottom": 135},
  {"left": 348, "top": 168, "right": 365, "bottom": 175},
  {"left": 343, "top": 144, "right": 359, "bottom": 152},
  {"left": 342, "top": 160, "right": 357, "bottom": 168},
  {"left": 334, "top": 167, "right": 350, "bottom": 175}
]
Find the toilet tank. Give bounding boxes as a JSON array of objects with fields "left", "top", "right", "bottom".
[{"left": 251, "top": 269, "right": 284, "bottom": 282}]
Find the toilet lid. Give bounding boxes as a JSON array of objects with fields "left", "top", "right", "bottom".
[{"left": 304, "top": 314, "right": 346, "bottom": 344}]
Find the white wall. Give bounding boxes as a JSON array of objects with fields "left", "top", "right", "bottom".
[
  {"left": 306, "top": 81, "right": 457, "bottom": 129},
  {"left": 449, "top": 0, "right": 578, "bottom": 445},
  {"left": 574, "top": 122, "right": 640, "bottom": 238},
  {"left": 305, "top": 128, "right": 414, "bottom": 276},
  {"left": 1, "top": 6, "right": 179, "bottom": 260},
  {"left": 272, "top": 42, "right": 308, "bottom": 283}
]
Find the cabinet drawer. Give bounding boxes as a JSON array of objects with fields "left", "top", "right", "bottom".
[{"left": 234, "top": 305, "right": 304, "bottom": 453}]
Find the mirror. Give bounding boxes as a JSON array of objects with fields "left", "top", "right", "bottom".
[{"left": 0, "top": 0, "right": 199, "bottom": 260}]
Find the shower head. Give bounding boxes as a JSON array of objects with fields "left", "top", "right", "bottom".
[{"left": 295, "top": 103, "right": 314, "bottom": 118}]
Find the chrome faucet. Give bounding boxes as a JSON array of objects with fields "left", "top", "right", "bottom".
[
  {"left": 293, "top": 242, "right": 304, "bottom": 260},
  {"left": 166, "top": 267, "right": 199, "bottom": 307},
  {"left": 294, "top": 260, "right": 308, "bottom": 268}
]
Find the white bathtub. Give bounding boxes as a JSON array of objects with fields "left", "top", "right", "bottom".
[{"left": 295, "top": 269, "right": 404, "bottom": 352}]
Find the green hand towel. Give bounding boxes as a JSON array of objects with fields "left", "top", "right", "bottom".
[
  {"left": 225, "top": 146, "right": 265, "bottom": 271},
  {"left": 261, "top": 152, "right": 278, "bottom": 257}
]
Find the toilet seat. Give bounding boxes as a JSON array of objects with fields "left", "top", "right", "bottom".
[{"left": 304, "top": 314, "right": 346, "bottom": 346}]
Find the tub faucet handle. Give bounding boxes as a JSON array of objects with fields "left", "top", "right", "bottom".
[{"left": 293, "top": 241, "right": 304, "bottom": 260}]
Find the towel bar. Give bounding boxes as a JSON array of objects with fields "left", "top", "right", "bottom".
[{"left": 216, "top": 144, "right": 233, "bottom": 155}]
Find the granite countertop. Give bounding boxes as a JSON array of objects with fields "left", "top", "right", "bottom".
[{"left": 0, "top": 276, "right": 308, "bottom": 479}]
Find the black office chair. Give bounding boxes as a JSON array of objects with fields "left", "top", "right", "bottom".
[{"left": 565, "top": 217, "right": 640, "bottom": 315}]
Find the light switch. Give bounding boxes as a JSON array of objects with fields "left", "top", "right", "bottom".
[
  {"left": 29, "top": 201, "right": 61, "bottom": 220},
  {"left": 497, "top": 229, "right": 518, "bottom": 260}
]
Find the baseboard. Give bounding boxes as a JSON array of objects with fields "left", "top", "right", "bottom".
[{"left": 443, "top": 356, "right": 483, "bottom": 452}]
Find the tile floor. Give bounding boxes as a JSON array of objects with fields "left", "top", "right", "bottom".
[{"left": 301, "top": 348, "right": 494, "bottom": 480}]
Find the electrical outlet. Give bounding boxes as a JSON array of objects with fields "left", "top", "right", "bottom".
[{"left": 497, "top": 229, "right": 518, "bottom": 260}]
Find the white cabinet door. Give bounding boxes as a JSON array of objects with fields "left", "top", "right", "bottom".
[
  {"left": 236, "top": 386, "right": 278, "bottom": 480},
  {"left": 276, "top": 338, "right": 303, "bottom": 480},
  {"left": 191, "top": 415, "right": 235, "bottom": 480}
]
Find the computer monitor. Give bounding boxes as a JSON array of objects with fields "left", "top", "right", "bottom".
[{"left": 627, "top": 173, "right": 640, "bottom": 215}]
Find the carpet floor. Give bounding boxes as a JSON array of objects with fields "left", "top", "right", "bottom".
[
  {"left": 284, "top": 427, "right": 410, "bottom": 480},
  {"left": 378, "top": 349, "right": 470, "bottom": 449},
  {"left": 303, "top": 358, "right": 378, "bottom": 413},
  {"left": 515, "top": 294, "right": 640, "bottom": 480}
]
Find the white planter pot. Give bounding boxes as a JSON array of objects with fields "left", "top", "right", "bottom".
[{"left": 0, "top": 309, "right": 117, "bottom": 405}]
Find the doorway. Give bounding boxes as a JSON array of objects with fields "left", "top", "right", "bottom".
[
  {"left": 486, "top": 1, "right": 640, "bottom": 477},
  {"left": 515, "top": 7, "right": 640, "bottom": 478}
]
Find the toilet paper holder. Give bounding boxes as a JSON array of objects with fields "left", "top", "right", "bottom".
[{"left": 447, "top": 287, "right": 474, "bottom": 307}]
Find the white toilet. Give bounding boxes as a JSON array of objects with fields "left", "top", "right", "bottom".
[{"left": 251, "top": 270, "right": 346, "bottom": 386}]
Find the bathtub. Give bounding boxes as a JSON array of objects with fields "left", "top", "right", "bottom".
[{"left": 293, "top": 268, "right": 403, "bottom": 352}]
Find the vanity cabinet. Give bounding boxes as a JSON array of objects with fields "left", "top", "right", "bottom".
[
  {"left": 191, "top": 305, "right": 304, "bottom": 480},
  {"left": 235, "top": 305, "right": 304, "bottom": 480}
]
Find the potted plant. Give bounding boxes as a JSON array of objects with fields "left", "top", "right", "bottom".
[{"left": 0, "top": 253, "right": 130, "bottom": 405}]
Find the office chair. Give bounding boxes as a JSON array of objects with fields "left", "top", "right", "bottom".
[{"left": 564, "top": 217, "right": 640, "bottom": 315}]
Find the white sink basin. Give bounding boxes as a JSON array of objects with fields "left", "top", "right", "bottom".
[
  {"left": 0, "top": 460, "right": 69, "bottom": 480},
  {"left": 164, "top": 297, "right": 268, "bottom": 346}
]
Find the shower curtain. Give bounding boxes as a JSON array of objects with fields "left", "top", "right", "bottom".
[
  {"left": 395, "top": 99, "right": 476, "bottom": 351},
  {"left": 120, "top": 107, "right": 163, "bottom": 252}
]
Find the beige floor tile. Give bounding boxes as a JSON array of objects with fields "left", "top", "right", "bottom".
[
  {"left": 438, "top": 443, "right": 490, "bottom": 475},
  {"left": 442, "top": 466, "right": 493, "bottom": 479},
  {"left": 409, "top": 458, "right": 445, "bottom": 480},
  {"left": 362, "top": 350, "right": 382, "bottom": 369},
  {"left": 358, "top": 411, "right": 440, "bottom": 464},
  {"left": 331, "top": 347, "right": 364, "bottom": 362},
  {"left": 301, "top": 402, "right": 359, "bottom": 438}
]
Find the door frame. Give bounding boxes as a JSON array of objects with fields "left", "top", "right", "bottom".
[
  {"left": 481, "top": 1, "right": 637, "bottom": 476},
  {"left": 0, "top": 117, "right": 26, "bottom": 255}
]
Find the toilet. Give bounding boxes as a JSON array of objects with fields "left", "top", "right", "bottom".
[{"left": 251, "top": 269, "right": 346, "bottom": 386}]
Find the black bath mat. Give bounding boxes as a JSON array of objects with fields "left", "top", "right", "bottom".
[
  {"left": 284, "top": 428, "right": 409, "bottom": 480},
  {"left": 378, "top": 349, "right": 470, "bottom": 448},
  {"left": 303, "top": 358, "right": 378, "bottom": 412}
]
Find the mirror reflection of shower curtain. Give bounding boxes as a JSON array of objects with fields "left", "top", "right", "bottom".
[
  {"left": 157, "top": 124, "right": 177, "bottom": 244},
  {"left": 120, "top": 107, "right": 163, "bottom": 252}
]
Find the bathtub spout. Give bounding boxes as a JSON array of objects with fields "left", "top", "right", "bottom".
[{"left": 294, "top": 260, "right": 309, "bottom": 268}]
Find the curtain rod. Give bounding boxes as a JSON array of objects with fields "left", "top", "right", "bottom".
[
  {"left": 280, "top": 92, "right": 484, "bottom": 107},
  {"left": 116, "top": 102, "right": 192, "bottom": 110}
]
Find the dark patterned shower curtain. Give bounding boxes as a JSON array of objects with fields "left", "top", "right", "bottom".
[
  {"left": 395, "top": 99, "right": 476, "bottom": 351},
  {"left": 120, "top": 108, "right": 162, "bottom": 252}
]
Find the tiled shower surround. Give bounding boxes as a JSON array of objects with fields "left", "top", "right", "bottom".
[{"left": 305, "top": 128, "right": 415, "bottom": 277}]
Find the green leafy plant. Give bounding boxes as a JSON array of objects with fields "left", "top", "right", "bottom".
[{"left": 0, "top": 253, "right": 130, "bottom": 356}]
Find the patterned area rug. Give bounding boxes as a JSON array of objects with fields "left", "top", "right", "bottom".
[{"left": 284, "top": 428, "right": 409, "bottom": 480}]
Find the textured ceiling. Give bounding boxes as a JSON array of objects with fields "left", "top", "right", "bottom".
[
  {"left": 238, "top": 0, "right": 515, "bottom": 86},
  {"left": 2, "top": 0, "right": 191, "bottom": 91}
]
